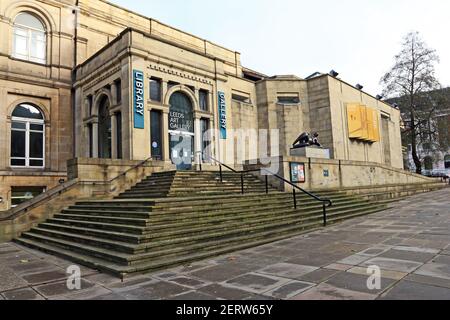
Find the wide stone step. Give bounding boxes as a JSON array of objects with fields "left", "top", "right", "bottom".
[
  {"left": 52, "top": 214, "right": 149, "bottom": 226},
  {"left": 20, "top": 232, "right": 131, "bottom": 265},
  {"left": 28, "top": 227, "right": 137, "bottom": 254},
  {"left": 146, "top": 200, "right": 372, "bottom": 230},
  {"left": 39, "top": 222, "right": 141, "bottom": 244},
  {"left": 46, "top": 218, "right": 145, "bottom": 235},
  {"left": 14, "top": 206, "right": 386, "bottom": 277},
  {"left": 62, "top": 208, "right": 152, "bottom": 218},
  {"left": 141, "top": 203, "right": 384, "bottom": 242},
  {"left": 133, "top": 205, "right": 387, "bottom": 256}
]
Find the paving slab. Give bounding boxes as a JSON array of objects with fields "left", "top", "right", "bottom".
[
  {"left": 380, "top": 280, "right": 450, "bottom": 300},
  {"left": 361, "top": 257, "right": 423, "bottom": 273},
  {"left": 290, "top": 283, "right": 377, "bottom": 300},
  {"left": 405, "top": 274, "right": 450, "bottom": 289},
  {"left": 325, "top": 272, "right": 396, "bottom": 295},
  {"left": 297, "top": 268, "right": 340, "bottom": 284},
  {"left": 166, "top": 276, "right": 210, "bottom": 289},
  {"left": 2, "top": 288, "right": 45, "bottom": 300},
  {"left": 22, "top": 270, "right": 68, "bottom": 285},
  {"left": 0, "top": 265, "right": 29, "bottom": 292},
  {"left": 121, "top": 281, "right": 190, "bottom": 300},
  {"left": 34, "top": 279, "right": 96, "bottom": 298},
  {"left": 337, "top": 254, "right": 373, "bottom": 266},
  {"left": 347, "top": 266, "right": 407, "bottom": 281},
  {"left": 256, "top": 263, "right": 318, "bottom": 280},
  {"left": 224, "top": 273, "right": 290, "bottom": 294},
  {"left": 263, "top": 280, "right": 315, "bottom": 299},
  {"left": 378, "top": 249, "right": 435, "bottom": 263},
  {"left": 189, "top": 265, "right": 250, "bottom": 283},
  {"left": 198, "top": 284, "right": 254, "bottom": 300}
]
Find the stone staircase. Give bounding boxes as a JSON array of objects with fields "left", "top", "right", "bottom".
[{"left": 15, "top": 170, "right": 391, "bottom": 278}]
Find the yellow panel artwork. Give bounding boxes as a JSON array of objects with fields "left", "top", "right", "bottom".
[
  {"left": 347, "top": 104, "right": 363, "bottom": 138},
  {"left": 359, "top": 105, "right": 369, "bottom": 140},
  {"left": 347, "top": 104, "right": 380, "bottom": 142}
]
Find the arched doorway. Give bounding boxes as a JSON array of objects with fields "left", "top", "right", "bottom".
[
  {"left": 168, "top": 91, "right": 194, "bottom": 170},
  {"left": 98, "top": 96, "right": 111, "bottom": 159}
]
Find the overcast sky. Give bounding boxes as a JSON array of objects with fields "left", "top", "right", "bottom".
[{"left": 109, "top": 0, "right": 450, "bottom": 96}]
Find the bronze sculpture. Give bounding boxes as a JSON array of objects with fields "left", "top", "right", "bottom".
[{"left": 292, "top": 132, "right": 321, "bottom": 149}]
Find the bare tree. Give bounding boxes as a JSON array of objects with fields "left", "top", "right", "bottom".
[{"left": 381, "top": 32, "right": 442, "bottom": 174}]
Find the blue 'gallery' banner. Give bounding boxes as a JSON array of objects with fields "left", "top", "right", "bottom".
[
  {"left": 218, "top": 91, "right": 227, "bottom": 139},
  {"left": 133, "top": 70, "right": 145, "bottom": 129}
]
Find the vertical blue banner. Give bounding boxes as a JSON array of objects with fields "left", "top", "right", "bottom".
[
  {"left": 218, "top": 91, "right": 227, "bottom": 139},
  {"left": 133, "top": 70, "right": 145, "bottom": 129}
]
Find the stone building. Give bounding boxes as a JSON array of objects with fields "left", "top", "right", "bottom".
[{"left": 0, "top": 0, "right": 403, "bottom": 211}]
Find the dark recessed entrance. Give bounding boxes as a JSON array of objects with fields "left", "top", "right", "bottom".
[{"left": 168, "top": 91, "right": 194, "bottom": 170}]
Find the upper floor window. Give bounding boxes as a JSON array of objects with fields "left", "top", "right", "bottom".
[
  {"left": 277, "top": 96, "right": 300, "bottom": 104},
  {"left": 150, "top": 78, "right": 162, "bottom": 102},
  {"left": 199, "top": 89, "right": 209, "bottom": 111},
  {"left": 11, "top": 103, "right": 45, "bottom": 168},
  {"left": 13, "top": 13, "right": 46, "bottom": 64}
]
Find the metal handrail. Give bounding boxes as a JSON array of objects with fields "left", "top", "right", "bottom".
[
  {"left": 195, "top": 152, "right": 333, "bottom": 226},
  {"left": 108, "top": 157, "right": 154, "bottom": 183}
]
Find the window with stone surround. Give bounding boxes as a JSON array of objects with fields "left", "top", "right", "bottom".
[
  {"left": 10, "top": 103, "right": 45, "bottom": 168},
  {"left": 13, "top": 12, "right": 46, "bottom": 64}
]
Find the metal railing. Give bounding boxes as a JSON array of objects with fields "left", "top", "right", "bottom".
[{"left": 195, "top": 152, "right": 333, "bottom": 226}]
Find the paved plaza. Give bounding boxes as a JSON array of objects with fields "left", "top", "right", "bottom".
[{"left": 1, "top": 188, "right": 450, "bottom": 300}]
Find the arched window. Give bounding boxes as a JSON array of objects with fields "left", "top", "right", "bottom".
[
  {"left": 424, "top": 156, "right": 434, "bottom": 171},
  {"left": 13, "top": 12, "right": 46, "bottom": 64},
  {"left": 11, "top": 103, "right": 45, "bottom": 167},
  {"left": 445, "top": 155, "right": 450, "bottom": 169}
]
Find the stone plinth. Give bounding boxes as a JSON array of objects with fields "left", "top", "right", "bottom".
[{"left": 290, "top": 147, "right": 331, "bottom": 159}]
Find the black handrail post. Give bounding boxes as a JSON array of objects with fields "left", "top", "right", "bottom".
[
  {"left": 323, "top": 203, "right": 327, "bottom": 226},
  {"left": 265, "top": 175, "right": 269, "bottom": 194},
  {"left": 219, "top": 165, "right": 223, "bottom": 182},
  {"left": 241, "top": 173, "right": 245, "bottom": 194},
  {"left": 293, "top": 189, "right": 297, "bottom": 209}
]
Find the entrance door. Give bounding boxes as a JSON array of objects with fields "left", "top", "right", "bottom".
[
  {"left": 168, "top": 91, "right": 194, "bottom": 170},
  {"left": 170, "top": 133, "right": 193, "bottom": 170}
]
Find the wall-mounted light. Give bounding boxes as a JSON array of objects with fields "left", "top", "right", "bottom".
[
  {"left": 0, "top": 197, "right": 3, "bottom": 203},
  {"left": 392, "top": 103, "right": 399, "bottom": 109},
  {"left": 376, "top": 95, "right": 384, "bottom": 100},
  {"left": 356, "top": 84, "right": 364, "bottom": 90},
  {"left": 59, "top": 179, "right": 65, "bottom": 184},
  {"left": 329, "top": 70, "right": 339, "bottom": 78}
]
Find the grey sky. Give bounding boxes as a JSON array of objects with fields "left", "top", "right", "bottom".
[{"left": 109, "top": 0, "right": 450, "bottom": 96}]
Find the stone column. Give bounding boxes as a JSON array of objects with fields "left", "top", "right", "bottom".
[
  {"left": 110, "top": 82, "right": 117, "bottom": 106},
  {"left": 208, "top": 91, "right": 214, "bottom": 113},
  {"left": 162, "top": 110, "right": 170, "bottom": 162},
  {"left": 111, "top": 113, "right": 117, "bottom": 159},
  {"left": 208, "top": 117, "right": 215, "bottom": 162},
  {"left": 92, "top": 121, "right": 99, "bottom": 158},
  {"left": 194, "top": 116, "right": 202, "bottom": 164}
]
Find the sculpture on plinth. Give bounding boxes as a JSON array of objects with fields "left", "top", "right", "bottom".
[{"left": 292, "top": 132, "right": 322, "bottom": 149}]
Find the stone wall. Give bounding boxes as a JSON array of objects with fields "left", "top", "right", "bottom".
[
  {"left": 0, "top": 158, "right": 173, "bottom": 242},
  {"left": 245, "top": 156, "right": 439, "bottom": 192}
]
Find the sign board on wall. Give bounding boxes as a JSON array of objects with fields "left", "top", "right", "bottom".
[
  {"left": 218, "top": 91, "right": 227, "bottom": 139},
  {"left": 290, "top": 162, "right": 306, "bottom": 183},
  {"left": 133, "top": 70, "right": 145, "bottom": 129}
]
